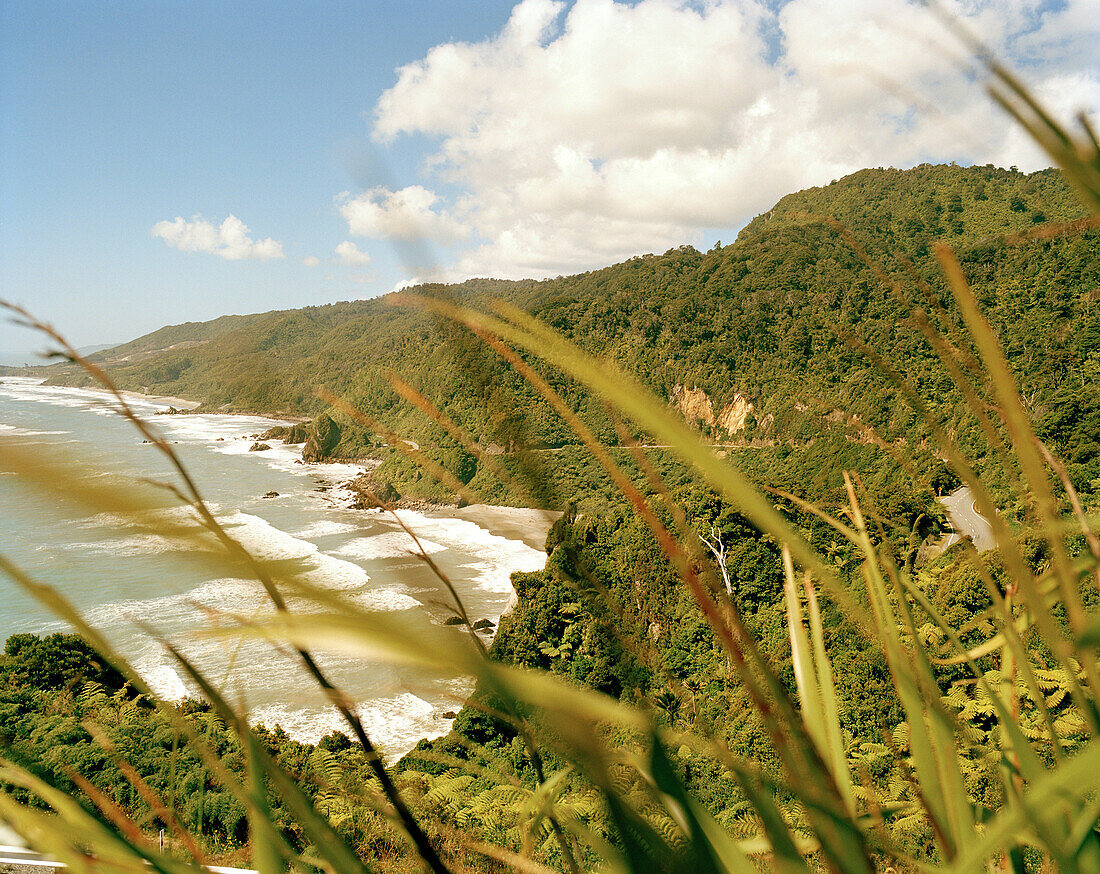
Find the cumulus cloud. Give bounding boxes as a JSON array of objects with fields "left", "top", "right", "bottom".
[
  {"left": 338, "top": 185, "right": 468, "bottom": 243},
  {"left": 151, "top": 214, "right": 284, "bottom": 261},
  {"left": 334, "top": 240, "right": 372, "bottom": 266},
  {"left": 361, "top": 0, "right": 1099, "bottom": 280},
  {"left": 302, "top": 255, "right": 321, "bottom": 267}
]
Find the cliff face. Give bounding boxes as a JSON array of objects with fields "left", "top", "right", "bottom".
[
  {"left": 716, "top": 394, "right": 753, "bottom": 435},
  {"left": 302, "top": 414, "right": 341, "bottom": 462},
  {"left": 670, "top": 385, "right": 753, "bottom": 437},
  {"left": 670, "top": 385, "right": 714, "bottom": 428},
  {"left": 31, "top": 165, "right": 1090, "bottom": 471}
]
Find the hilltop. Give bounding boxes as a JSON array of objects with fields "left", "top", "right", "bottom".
[
  {"left": 6, "top": 163, "right": 1100, "bottom": 872},
  {"left": 39, "top": 163, "right": 1099, "bottom": 505}
]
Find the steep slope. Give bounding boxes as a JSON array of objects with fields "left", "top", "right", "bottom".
[{"left": 43, "top": 164, "right": 1099, "bottom": 495}]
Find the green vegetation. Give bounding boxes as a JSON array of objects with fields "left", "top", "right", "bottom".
[
  {"left": 41, "top": 164, "right": 1100, "bottom": 508},
  {"left": 2, "top": 62, "right": 1100, "bottom": 874}
]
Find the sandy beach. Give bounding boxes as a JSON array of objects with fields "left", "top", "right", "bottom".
[
  {"left": 434, "top": 504, "right": 561, "bottom": 552},
  {"left": 85, "top": 381, "right": 561, "bottom": 558},
  {"left": 119, "top": 390, "right": 202, "bottom": 411}
]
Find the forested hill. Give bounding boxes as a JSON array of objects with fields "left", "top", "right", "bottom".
[
  {"left": 738, "top": 163, "right": 1081, "bottom": 246},
  {"left": 41, "top": 163, "right": 1099, "bottom": 497}
]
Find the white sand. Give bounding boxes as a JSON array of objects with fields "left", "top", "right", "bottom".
[{"left": 433, "top": 504, "right": 561, "bottom": 551}]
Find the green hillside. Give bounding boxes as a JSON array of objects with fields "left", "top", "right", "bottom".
[
  {"left": 43, "top": 163, "right": 1099, "bottom": 504},
  {"left": 7, "top": 162, "right": 1100, "bottom": 871}
]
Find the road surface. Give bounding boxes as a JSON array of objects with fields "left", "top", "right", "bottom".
[{"left": 939, "top": 486, "right": 996, "bottom": 552}]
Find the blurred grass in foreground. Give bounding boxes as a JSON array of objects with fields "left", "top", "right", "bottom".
[{"left": 1, "top": 45, "right": 1100, "bottom": 874}]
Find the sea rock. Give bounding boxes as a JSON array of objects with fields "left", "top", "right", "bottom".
[
  {"left": 472, "top": 619, "right": 495, "bottom": 631},
  {"left": 261, "top": 491, "right": 279, "bottom": 499},
  {"left": 249, "top": 442, "right": 271, "bottom": 452},
  {"left": 346, "top": 476, "right": 400, "bottom": 509},
  {"left": 374, "top": 480, "right": 400, "bottom": 504},
  {"left": 259, "top": 422, "right": 310, "bottom": 444},
  {"left": 442, "top": 711, "right": 458, "bottom": 720},
  {"left": 442, "top": 616, "right": 464, "bottom": 626},
  {"left": 302, "top": 414, "right": 341, "bottom": 462}
]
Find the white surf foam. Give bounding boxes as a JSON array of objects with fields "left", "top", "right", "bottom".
[
  {"left": 292, "top": 519, "right": 361, "bottom": 539},
  {"left": 134, "top": 652, "right": 191, "bottom": 701},
  {"left": 335, "top": 531, "right": 447, "bottom": 561},
  {"left": 0, "top": 379, "right": 154, "bottom": 415},
  {"left": 0, "top": 428, "right": 71, "bottom": 436},
  {"left": 155, "top": 413, "right": 291, "bottom": 446},
  {"left": 77, "top": 577, "right": 271, "bottom": 632},
  {"left": 218, "top": 511, "right": 400, "bottom": 595},
  {"left": 390, "top": 511, "right": 547, "bottom": 592},
  {"left": 54, "top": 533, "right": 178, "bottom": 558},
  {"left": 249, "top": 692, "right": 443, "bottom": 756},
  {"left": 353, "top": 588, "right": 421, "bottom": 612}
]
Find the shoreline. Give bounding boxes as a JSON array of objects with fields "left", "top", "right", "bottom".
[
  {"left": 121, "top": 389, "right": 203, "bottom": 410},
  {"left": 433, "top": 504, "right": 560, "bottom": 553},
  {"left": 5, "top": 374, "right": 559, "bottom": 577},
  {"left": 2, "top": 376, "right": 206, "bottom": 417},
  {"left": 0, "top": 377, "right": 559, "bottom": 755}
]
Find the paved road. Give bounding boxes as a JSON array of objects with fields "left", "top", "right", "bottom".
[{"left": 939, "top": 486, "right": 996, "bottom": 552}]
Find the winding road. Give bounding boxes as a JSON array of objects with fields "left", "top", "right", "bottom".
[{"left": 939, "top": 486, "right": 996, "bottom": 552}]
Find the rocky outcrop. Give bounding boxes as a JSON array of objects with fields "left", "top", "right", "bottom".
[
  {"left": 716, "top": 394, "right": 753, "bottom": 435},
  {"left": 671, "top": 385, "right": 754, "bottom": 437},
  {"left": 671, "top": 385, "right": 715, "bottom": 428},
  {"left": 302, "top": 414, "right": 340, "bottom": 462},
  {"left": 259, "top": 422, "right": 310, "bottom": 444},
  {"left": 344, "top": 473, "right": 400, "bottom": 509},
  {"left": 257, "top": 416, "right": 343, "bottom": 462},
  {"left": 249, "top": 442, "right": 271, "bottom": 452}
]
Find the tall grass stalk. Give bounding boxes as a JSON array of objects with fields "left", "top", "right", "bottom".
[{"left": 1, "top": 48, "right": 1099, "bottom": 874}]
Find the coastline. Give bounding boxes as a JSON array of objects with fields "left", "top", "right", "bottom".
[
  {"left": 7, "top": 373, "right": 558, "bottom": 571},
  {"left": 1, "top": 376, "right": 205, "bottom": 417},
  {"left": 121, "top": 389, "right": 202, "bottom": 411},
  {"left": 434, "top": 504, "right": 560, "bottom": 553},
  {"left": 0, "top": 376, "right": 556, "bottom": 755},
  {"left": 7, "top": 375, "right": 559, "bottom": 554}
]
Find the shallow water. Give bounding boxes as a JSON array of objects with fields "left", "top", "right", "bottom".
[{"left": 0, "top": 377, "right": 546, "bottom": 757}]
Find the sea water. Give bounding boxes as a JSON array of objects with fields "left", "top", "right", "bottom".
[{"left": 0, "top": 377, "right": 546, "bottom": 757}]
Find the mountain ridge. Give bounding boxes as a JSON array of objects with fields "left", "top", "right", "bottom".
[{"left": 32, "top": 163, "right": 1098, "bottom": 503}]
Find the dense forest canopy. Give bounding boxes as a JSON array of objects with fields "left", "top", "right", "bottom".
[
  {"left": 36, "top": 164, "right": 1097, "bottom": 503},
  {"left": 5, "top": 163, "right": 1100, "bottom": 872}
]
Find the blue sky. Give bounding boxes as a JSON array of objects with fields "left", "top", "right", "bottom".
[
  {"left": 1, "top": 1, "right": 516, "bottom": 357},
  {"left": 2, "top": 0, "right": 1097, "bottom": 360}
]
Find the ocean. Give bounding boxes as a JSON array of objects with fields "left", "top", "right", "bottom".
[{"left": 0, "top": 377, "right": 548, "bottom": 758}]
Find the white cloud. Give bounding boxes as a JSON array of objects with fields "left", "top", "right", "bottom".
[
  {"left": 389, "top": 276, "right": 427, "bottom": 294},
  {"left": 302, "top": 255, "right": 321, "bottom": 267},
  {"left": 334, "top": 240, "right": 372, "bottom": 266},
  {"left": 151, "top": 214, "right": 284, "bottom": 261},
  {"left": 338, "top": 185, "right": 468, "bottom": 243},
  {"left": 362, "top": 0, "right": 1100, "bottom": 281}
]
